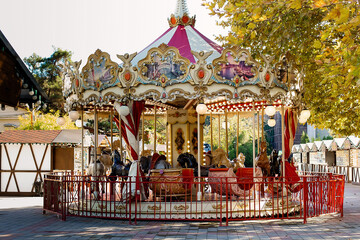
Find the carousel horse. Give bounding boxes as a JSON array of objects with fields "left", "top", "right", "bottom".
[
  {"left": 109, "top": 150, "right": 132, "bottom": 178},
  {"left": 140, "top": 153, "right": 170, "bottom": 175},
  {"left": 87, "top": 159, "right": 106, "bottom": 200},
  {"left": 269, "top": 149, "right": 280, "bottom": 177},
  {"left": 177, "top": 152, "right": 210, "bottom": 177},
  {"left": 151, "top": 153, "right": 171, "bottom": 170},
  {"left": 99, "top": 150, "right": 113, "bottom": 173},
  {"left": 212, "top": 148, "right": 232, "bottom": 168},
  {"left": 140, "top": 156, "right": 151, "bottom": 175},
  {"left": 231, "top": 153, "right": 246, "bottom": 173},
  {"left": 255, "top": 141, "right": 270, "bottom": 177}
]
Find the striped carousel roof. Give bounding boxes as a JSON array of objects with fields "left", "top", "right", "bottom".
[{"left": 131, "top": 0, "right": 223, "bottom": 65}]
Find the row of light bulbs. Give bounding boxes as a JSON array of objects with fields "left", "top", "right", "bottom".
[{"left": 58, "top": 104, "right": 310, "bottom": 128}]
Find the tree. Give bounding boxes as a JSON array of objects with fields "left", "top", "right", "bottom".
[
  {"left": 301, "top": 131, "right": 310, "bottom": 144},
  {"left": 24, "top": 47, "right": 72, "bottom": 112},
  {"left": 204, "top": 0, "right": 360, "bottom": 136},
  {"left": 18, "top": 110, "right": 77, "bottom": 130},
  {"left": 203, "top": 113, "right": 259, "bottom": 165}
]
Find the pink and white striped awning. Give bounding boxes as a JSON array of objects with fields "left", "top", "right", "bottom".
[{"left": 131, "top": 0, "right": 223, "bottom": 65}]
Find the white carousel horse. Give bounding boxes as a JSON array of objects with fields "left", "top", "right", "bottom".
[{"left": 87, "top": 160, "right": 106, "bottom": 200}]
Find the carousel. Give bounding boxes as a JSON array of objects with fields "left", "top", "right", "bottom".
[{"left": 43, "top": 0, "right": 345, "bottom": 224}]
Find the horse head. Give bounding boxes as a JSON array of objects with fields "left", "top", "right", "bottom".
[
  {"left": 269, "top": 149, "right": 280, "bottom": 177},
  {"left": 140, "top": 156, "right": 151, "bottom": 174},
  {"left": 113, "top": 150, "right": 122, "bottom": 165},
  {"left": 177, "top": 153, "right": 197, "bottom": 168},
  {"left": 110, "top": 150, "right": 131, "bottom": 177}
]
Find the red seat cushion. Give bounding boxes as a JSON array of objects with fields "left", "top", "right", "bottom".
[
  {"left": 209, "top": 168, "right": 229, "bottom": 172},
  {"left": 236, "top": 168, "right": 254, "bottom": 190},
  {"left": 182, "top": 168, "right": 194, "bottom": 189}
]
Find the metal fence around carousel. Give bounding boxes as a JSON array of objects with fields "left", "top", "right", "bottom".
[
  {"left": 43, "top": 172, "right": 344, "bottom": 225},
  {"left": 298, "top": 163, "right": 360, "bottom": 184}
]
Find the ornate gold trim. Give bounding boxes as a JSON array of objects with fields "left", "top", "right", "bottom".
[
  {"left": 81, "top": 49, "right": 119, "bottom": 90},
  {"left": 148, "top": 205, "right": 161, "bottom": 211},
  {"left": 174, "top": 205, "right": 189, "bottom": 211},
  {"left": 116, "top": 205, "right": 126, "bottom": 210},
  {"left": 168, "top": 13, "right": 196, "bottom": 27},
  {"left": 212, "top": 204, "right": 226, "bottom": 210}
]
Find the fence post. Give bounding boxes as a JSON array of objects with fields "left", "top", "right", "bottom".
[
  {"left": 61, "top": 176, "right": 67, "bottom": 221},
  {"left": 43, "top": 176, "right": 47, "bottom": 215},
  {"left": 303, "top": 177, "right": 308, "bottom": 224},
  {"left": 225, "top": 177, "right": 229, "bottom": 226}
]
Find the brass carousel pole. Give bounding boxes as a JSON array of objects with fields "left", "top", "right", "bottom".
[
  {"left": 110, "top": 110, "right": 113, "bottom": 152},
  {"left": 142, "top": 112, "right": 145, "bottom": 154},
  {"left": 236, "top": 111, "right": 239, "bottom": 158},
  {"left": 154, "top": 105, "right": 157, "bottom": 153},
  {"left": 257, "top": 111, "right": 260, "bottom": 154},
  {"left": 225, "top": 109, "right": 228, "bottom": 156},
  {"left": 197, "top": 110, "right": 202, "bottom": 200},
  {"left": 218, "top": 114, "right": 221, "bottom": 149},
  {"left": 166, "top": 118, "right": 168, "bottom": 161},
  {"left": 94, "top": 106, "right": 98, "bottom": 173},
  {"left": 81, "top": 106, "right": 84, "bottom": 174},
  {"left": 210, "top": 112, "right": 213, "bottom": 152},
  {"left": 281, "top": 103, "right": 285, "bottom": 178},
  {"left": 261, "top": 104, "right": 265, "bottom": 140},
  {"left": 252, "top": 102, "right": 256, "bottom": 178}
]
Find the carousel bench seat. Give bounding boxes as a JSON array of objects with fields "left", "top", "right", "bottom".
[
  {"left": 208, "top": 167, "right": 262, "bottom": 196},
  {"left": 149, "top": 168, "right": 194, "bottom": 197}
]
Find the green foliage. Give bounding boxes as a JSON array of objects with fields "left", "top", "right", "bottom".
[
  {"left": 87, "top": 118, "right": 118, "bottom": 134},
  {"left": 143, "top": 116, "right": 167, "bottom": 145},
  {"left": 203, "top": 113, "right": 259, "bottom": 166},
  {"left": 228, "top": 132, "right": 255, "bottom": 167},
  {"left": 17, "top": 110, "right": 77, "bottom": 130},
  {"left": 24, "top": 47, "right": 72, "bottom": 112},
  {"left": 322, "top": 135, "right": 334, "bottom": 140},
  {"left": 204, "top": 0, "right": 360, "bottom": 136},
  {"left": 301, "top": 131, "right": 310, "bottom": 143}
]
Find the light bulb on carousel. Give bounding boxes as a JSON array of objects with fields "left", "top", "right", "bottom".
[
  {"left": 265, "top": 105, "right": 276, "bottom": 117},
  {"left": 56, "top": 116, "right": 66, "bottom": 126},
  {"left": 69, "top": 110, "right": 79, "bottom": 121},
  {"left": 299, "top": 116, "right": 307, "bottom": 124},
  {"left": 267, "top": 118, "right": 276, "bottom": 127},
  {"left": 196, "top": 103, "right": 208, "bottom": 115},
  {"left": 119, "top": 105, "right": 130, "bottom": 116},
  {"left": 300, "top": 109, "right": 311, "bottom": 120},
  {"left": 75, "top": 119, "right": 82, "bottom": 128}
]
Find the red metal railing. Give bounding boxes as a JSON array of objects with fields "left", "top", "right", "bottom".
[{"left": 43, "top": 172, "right": 345, "bottom": 224}]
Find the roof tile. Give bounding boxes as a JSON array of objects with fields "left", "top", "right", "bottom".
[{"left": 0, "top": 130, "right": 61, "bottom": 144}]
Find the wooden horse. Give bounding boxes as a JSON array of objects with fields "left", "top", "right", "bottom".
[
  {"left": 256, "top": 141, "right": 270, "bottom": 177},
  {"left": 87, "top": 159, "right": 106, "bottom": 200}
]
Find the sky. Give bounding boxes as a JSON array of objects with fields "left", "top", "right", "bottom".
[{"left": 0, "top": 0, "right": 228, "bottom": 66}]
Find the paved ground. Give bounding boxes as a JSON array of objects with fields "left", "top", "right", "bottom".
[{"left": 0, "top": 183, "right": 359, "bottom": 240}]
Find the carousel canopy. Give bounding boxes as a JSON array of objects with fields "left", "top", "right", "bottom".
[
  {"left": 61, "top": 0, "right": 301, "bottom": 113},
  {"left": 131, "top": 0, "right": 223, "bottom": 65}
]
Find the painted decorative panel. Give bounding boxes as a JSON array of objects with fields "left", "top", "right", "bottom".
[
  {"left": 336, "top": 150, "right": 350, "bottom": 166},
  {"left": 137, "top": 44, "right": 190, "bottom": 86}
]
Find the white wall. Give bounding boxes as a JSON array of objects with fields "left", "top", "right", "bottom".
[{"left": 1, "top": 143, "right": 51, "bottom": 193}]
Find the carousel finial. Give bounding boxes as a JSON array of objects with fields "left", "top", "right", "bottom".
[
  {"left": 168, "top": 0, "right": 195, "bottom": 27},
  {"left": 174, "top": 0, "right": 189, "bottom": 17}
]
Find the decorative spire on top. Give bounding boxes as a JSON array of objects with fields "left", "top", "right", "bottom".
[
  {"left": 168, "top": 0, "right": 196, "bottom": 27},
  {"left": 174, "top": 0, "right": 189, "bottom": 17}
]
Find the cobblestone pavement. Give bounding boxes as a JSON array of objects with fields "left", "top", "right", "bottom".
[{"left": 0, "top": 183, "right": 359, "bottom": 240}]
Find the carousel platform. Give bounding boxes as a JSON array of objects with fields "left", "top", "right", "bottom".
[{"left": 67, "top": 194, "right": 301, "bottom": 220}]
